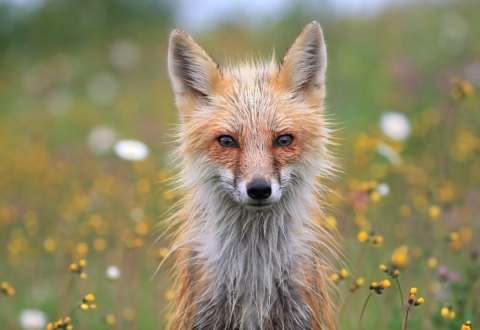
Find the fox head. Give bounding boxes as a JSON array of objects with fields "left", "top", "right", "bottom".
[{"left": 168, "top": 21, "right": 332, "bottom": 212}]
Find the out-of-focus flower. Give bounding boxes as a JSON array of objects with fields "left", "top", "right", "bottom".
[
  {"left": 324, "top": 216, "right": 337, "bottom": 230},
  {"left": 114, "top": 139, "right": 149, "bottom": 161},
  {"left": 70, "top": 259, "right": 88, "bottom": 280},
  {"left": 471, "top": 249, "right": 479, "bottom": 261},
  {"left": 106, "top": 266, "right": 121, "bottom": 281},
  {"left": 380, "top": 111, "right": 411, "bottom": 141},
  {"left": 370, "top": 234, "right": 384, "bottom": 247},
  {"left": 46, "top": 89, "right": 72, "bottom": 116},
  {"left": 43, "top": 239, "right": 57, "bottom": 252},
  {"left": 450, "top": 78, "right": 474, "bottom": 99},
  {"left": 1, "top": 282, "right": 15, "bottom": 296},
  {"left": 87, "top": 72, "right": 119, "bottom": 105},
  {"left": 438, "top": 265, "right": 449, "bottom": 281},
  {"left": 414, "top": 297, "right": 425, "bottom": 306},
  {"left": 377, "top": 183, "right": 390, "bottom": 196},
  {"left": 370, "top": 191, "right": 381, "bottom": 202},
  {"left": 441, "top": 307, "right": 450, "bottom": 318},
  {"left": 391, "top": 246, "right": 409, "bottom": 268},
  {"left": 379, "top": 264, "right": 400, "bottom": 279},
  {"left": 441, "top": 306, "right": 456, "bottom": 319},
  {"left": 331, "top": 273, "right": 340, "bottom": 283},
  {"left": 19, "top": 309, "right": 47, "bottom": 330},
  {"left": 330, "top": 268, "right": 348, "bottom": 284},
  {"left": 78, "top": 293, "right": 97, "bottom": 311},
  {"left": 130, "top": 208, "right": 144, "bottom": 222},
  {"left": 123, "top": 308, "right": 136, "bottom": 321},
  {"left": 165, "top": 290, "right": 175, "bottom": 300},
  {"left": 105, "top": 314, "right": 116, "bottom": 325},
  {"left": 46, "top": 316, "right": 72, "bottom": 330},
  {"left": 357, "top": 231, "right": 369, "bottom": 243},
  {"left": 461, "top": 320, "right": 472, "bottom": 330},
  {"left": 450, "top": 272, "right": 461, "bottom": 283},
  {"left": 349, "top": 277, "right": 365, "bottom": 292},
  {"left": 408, "top": 287, "right": 424, "bottom": 306},
  {"left": 377, "top": 142, "right": 402, "bottom": 165},
  {"left": 88, "top": 126, "right": 117, "bottom": 155},
  {"left": 370, "top": 279, "right": 391, "bottom": 294},
  {"left": 428, "top": 206, "right": 441, "bottom": 219},
  {"left": 110, "top": 40, "right": 141, "bottom": 70}
]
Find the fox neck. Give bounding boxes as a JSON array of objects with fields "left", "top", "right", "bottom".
[{"left": 185, "top": 183, "right": 321, "bottom": 329}]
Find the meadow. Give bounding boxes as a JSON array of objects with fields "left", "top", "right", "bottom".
[{"left": 0, "top": 0, "right": 479, "bottom": 329}]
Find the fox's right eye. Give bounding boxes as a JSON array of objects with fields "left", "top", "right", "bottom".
[{"left": 217, "top": 135, "right": 237, "bottom": 148}]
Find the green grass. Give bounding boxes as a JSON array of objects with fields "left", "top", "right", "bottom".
[{"left": 0, "top": 0, "right": 479, "bottom": 329}]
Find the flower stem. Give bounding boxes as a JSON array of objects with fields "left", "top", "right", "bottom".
[
  {"left": 59, "top": 274, "right": 75, "bottom": 317},
  {"left": 403, "top": 305, "right": 411, "bottom": 330},
  {"left": 359, "top": 292, "right": 373, "bottom": 329},
  {"left": 69, "top": 303, "right": 79, "bottom": 318},
  {"left": 338, "top": 290, "right": 353, "bottom": 322},
  {"left": 354, "top": 244, "right": 368, "bottom": 272},
  {"left": 396, "top": 277, "right": 405, "bottom": 329}
]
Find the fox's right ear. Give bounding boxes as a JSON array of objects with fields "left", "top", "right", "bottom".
[{"left": 168, "top": 30, "right": 221, "bottom": 99}]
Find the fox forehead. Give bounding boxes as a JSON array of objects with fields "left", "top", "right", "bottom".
[{"left": 206, "top": 64, "right": 308, "bottom": 135}]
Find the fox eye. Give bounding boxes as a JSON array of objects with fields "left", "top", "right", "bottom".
[
  {"left": 275, "top": 134, "right": 294, "bottom": 147},
  {"left": 217, "top": 135, "right": 237, "bottom": 148}
]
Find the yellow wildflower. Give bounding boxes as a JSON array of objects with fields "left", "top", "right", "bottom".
[{"left": 357, "top": 231, "right": 369, "bottom": 243}]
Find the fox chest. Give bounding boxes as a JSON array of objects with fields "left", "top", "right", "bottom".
[{"left": 191, "top": 233, "right": 313, "bottom": 330}]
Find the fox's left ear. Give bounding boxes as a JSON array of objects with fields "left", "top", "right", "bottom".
[{"left": 278, "top": 21, "right": 327, "bottom": 103}]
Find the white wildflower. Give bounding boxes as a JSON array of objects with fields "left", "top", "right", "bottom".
[
  {"left": 377, "top": 183, "right": 390, "bottom": 196},
  {"left": 87, "top": 126, "right": 117, "bottom": 154},
  {"left": 19, "top": 309, "right": 46, "bottom": 330},
  {"left": 380, "top": 111, "right": 411, "bottom": 141},
  {"left": 114, "top": 139, "right": 149, "bottom": 161},
  {"left": 377, "top": 142, "right": 402, "bottom": 165},
  {"left": 106, "top": 266, "right": 121, "bottom": 281},
  {"left": 130, "top": 208, "right": 144, "bottom": 222}
]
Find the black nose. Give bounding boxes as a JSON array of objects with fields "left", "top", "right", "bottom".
[{"left": 247, "top": 178, "right": 272, "bottom": 200}]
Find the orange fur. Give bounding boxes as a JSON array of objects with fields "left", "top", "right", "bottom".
[{"left": 165, "top": 21, "right": 337, "bottom": 330}]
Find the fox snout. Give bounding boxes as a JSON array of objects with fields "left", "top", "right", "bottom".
[
  {"left": 246, "top": 177, "right": 271, "bottom": 200},
  {"left": 237, "top": 172, "right": 282, "bottom": 210}
]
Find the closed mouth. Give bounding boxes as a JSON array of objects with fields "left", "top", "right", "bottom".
[{"left": 244, "top": 203, "right": 273, "bottom": 211}]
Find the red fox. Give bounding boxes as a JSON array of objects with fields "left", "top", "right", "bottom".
[{"left": 166, "top": 21, "right": 337, "bottom": 330}]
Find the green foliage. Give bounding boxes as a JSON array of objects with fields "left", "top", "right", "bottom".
[{"left": 0, "top": 0, "right": 479, "bottom": 329}]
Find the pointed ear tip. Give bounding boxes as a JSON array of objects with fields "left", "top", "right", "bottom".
[
  {"left": 305, "top": 20, "right": 324, "bottom": 35},
  {"left": 169, "top": 29, "right": 190, "bottom": 44}
]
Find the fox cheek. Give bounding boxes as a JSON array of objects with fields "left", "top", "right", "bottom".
[{"left": 207, "top": 144, "right": 240, "bottom": 178}]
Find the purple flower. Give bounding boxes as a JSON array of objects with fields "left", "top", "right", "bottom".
[
  {"left": 449, "top": 272, "right": 461, "bottom": 283},
  {"left": 471, "top": 248, "right": 479, "bottom": 261},
  {"left": 438, "top": 265, "right": 449, "bottom": 281}
]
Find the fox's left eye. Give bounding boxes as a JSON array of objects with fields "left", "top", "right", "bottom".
[{"left": 275, "top": 134, "right": 294, "bottom": 147}]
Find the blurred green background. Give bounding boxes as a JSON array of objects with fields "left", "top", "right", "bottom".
[{"left": 1, "top": 0, "right": 479, "bottom": 329}]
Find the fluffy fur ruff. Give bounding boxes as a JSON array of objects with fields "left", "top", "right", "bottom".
[{"left": 165, "top": 21, "right": 339, "bottom": 330}]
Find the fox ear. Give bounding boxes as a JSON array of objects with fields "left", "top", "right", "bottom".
[
  {"left": 168, "top": 30, "right": 221, "bottom": 98},
  {"left": 278, "top": 21, "right": 327, "bottom": 100}
]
